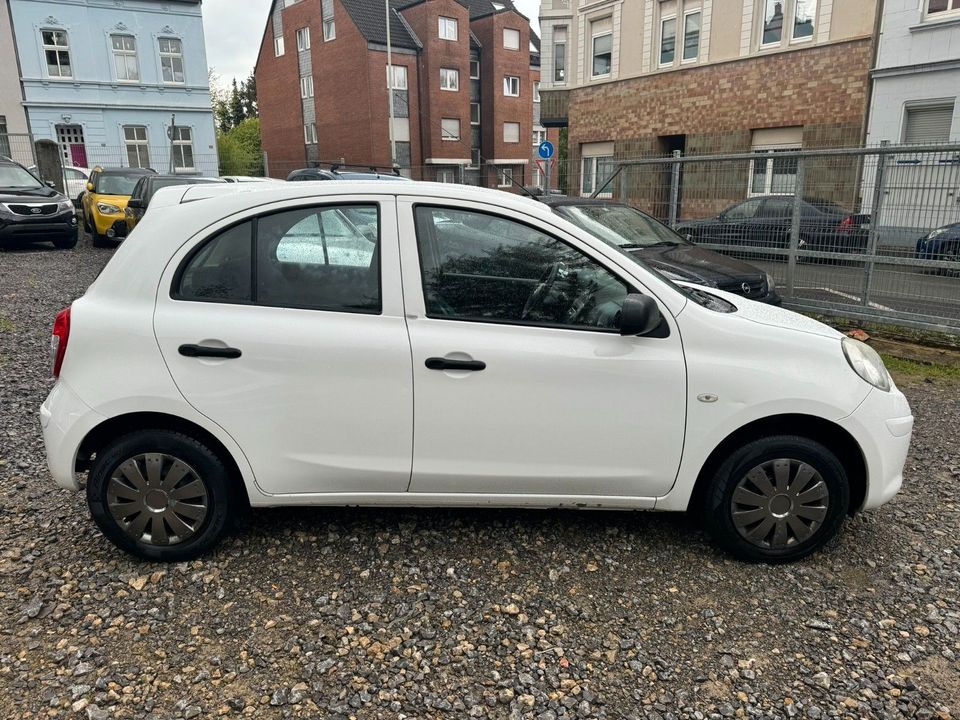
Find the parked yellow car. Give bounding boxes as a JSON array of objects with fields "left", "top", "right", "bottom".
[{"left": 81, "top": 167, "right": 156, "bottom": 246}]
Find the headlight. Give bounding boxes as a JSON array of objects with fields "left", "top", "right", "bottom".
[
  {"left": 57, "top": 199, "right": 73, "bottom": 212},
  {"left": 842, "top": 337, "right": 891, "bottom": 392},
  {"left": 765, "top": 272, "right": 776, "bottom": 291},
  {"left": 96, "top": 202, "right": 121, "bottom": 215}
]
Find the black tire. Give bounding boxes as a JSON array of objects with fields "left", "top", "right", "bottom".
[
  {"left": 703, "top": 435, "right": 850, "bottom": 563},
  {"left": 91, "top": 231, "right": 110, "bottom": 248},
  {"left": 87, "top": 430, "right": 235, "bottom": 561},
  {"left": 82, "top": 210, "right": 91, "bottom": 233},
  {"left": 52, "top": 232, "right": 78, "bottom": 250}
]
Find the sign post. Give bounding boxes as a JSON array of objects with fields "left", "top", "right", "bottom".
[{"left": 537, "top": 140, "right": 555, "bottom": 193}]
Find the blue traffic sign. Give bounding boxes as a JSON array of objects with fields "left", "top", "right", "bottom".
[{"left": 537, "top": 141, "right": 555, "bottom": 160}]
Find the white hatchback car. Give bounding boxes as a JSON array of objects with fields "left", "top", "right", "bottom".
[{"left": 41, "top": 182, "right": 913, "bottom": 563}]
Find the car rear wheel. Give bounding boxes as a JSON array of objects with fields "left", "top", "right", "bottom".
[
  {"left": 87, "top": 430, "right": 234, "bottom": 561},
  {"left": 703, "top": 435, "right": 850, "bottom": 563}
]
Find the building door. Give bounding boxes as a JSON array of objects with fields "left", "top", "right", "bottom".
[{"left": 56, "top": 124, "right": 87, "bottom": 168}]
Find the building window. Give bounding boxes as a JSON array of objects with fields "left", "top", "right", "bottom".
[
  {"left": 503, "top": 28, "right": 521, "bottom": 50},
  {"left": 0, "top": 116, "right": 10, "bottom": 158},
  {"left": 123, "top": 126, "right": 150, "bottom": 168},
  {"left": 503, "top": 75, "right": 520, "bottom": 97},
  {"left": 470, "top": 148, "right": 481, "bottom": 168},
  {"left": 903, "top": 103, "right": 955, "bottom": 144},
  {"left": 274, "top": 36, "right": 285, "bottom": 56},
  {"left": 533, "top": 81, "right": 541, "bottom": 102},
  {"left": 440, "top": 67, "right": 460, "bottom": 91},
  {"left": 659, "top": 17, "right": 676, "bottom": 66},
  {"left": 503, "top": 122, "right": 520, "bottom": 143},
  {"left": 297, "top": 27, "right": 311, "bottom": 51},
  {"left": 300, "top": 75, "right": 314, "bottom": 98},
  {"left": 927, "top": 0, "right": 960, "bottom": 17},
  {"left": 470, "top": 59, "right": 480, "bottom": 79},
  {"left": 439, "top": 16, "right": 458, "bottom": 41},
  {"left": 437, "top": 168, "right": 456, "bottom": 183},
  {"left": 172, "top": 127, "right": 195, "bottom": 171},
  {"left": 580, "top": 154, "right": 614, "bottom": 197},
  {"left": 762, "top": 0, "right": 784, "bottom": 46},
  {"left": 324, "top": 19, "right": 336, "bottom": 40},
  {"left": 441, "top": 118, "right": 460, "bottom": 141},
  {"left": 111, "top": 34, "right": 139, "bottom": 82},
  {"left": 682, "top": 12, "right": 701, "bottom": 61},
  {"left": 42, "top": 30, "right": 72, "bottom": 78},
  {"left": 387, "top": 64, "right": 408, "bottom": 90},
  {"left": 532, "top": 127, "right": 546, "bottom": 146},
  {"left": 553, "top": 27, "right": 567, "bottom": 83},
  {"left": 470, "top": 103, "right": 480, "bottom": 125},
  {"left": 793, "top": 0, "right": 816, "bottom": 40},
  {"left": 497, "top": 167, "right": 514, "bottom": 188},
  {"left": 304, "top": 123, "right": 317, "bottom": 144},
  {"left": 388, "top": 64, "right": 408, "bottom": 118},
  {"left": 159, "top": 38, "right": 185, "bottom": 83},
  {"left": 591, "top": 19, "right": 612, "bottom": 77}
]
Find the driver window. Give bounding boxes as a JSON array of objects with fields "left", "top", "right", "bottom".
[
  {"left": 414, "top": 206, "right": 630, "bottom": 330},
  {"left": 725, "top": 198, "right": 763, "bottom": 221}
]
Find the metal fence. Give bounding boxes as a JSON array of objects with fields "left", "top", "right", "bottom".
[{"left": 602, "top": 143, "right": 960, "bottom": 335}]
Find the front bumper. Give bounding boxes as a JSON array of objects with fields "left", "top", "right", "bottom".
[
  {"left": 837, "top": 384, "right": 913, "bottom": 511},
  {"left": 40, "top": 381, "right": 105, "bottom": 491},
  {"left": 92, "top": 211, "right": 125, "bottom": 236},
  {"left": 0, "top": 210, "right": 77, "bottom": 242}
]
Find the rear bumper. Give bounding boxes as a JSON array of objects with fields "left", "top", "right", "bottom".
[{"left": 40, "top": 381, "right": 104, "bottom": 491}]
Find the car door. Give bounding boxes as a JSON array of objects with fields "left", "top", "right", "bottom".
[
  {"left": 153, "top": 196, "right": 413, "bottom": 496},
  {"left": 82, "top": 170, "right": 99, "bottom": 219},
  {"left": 398, "top": 199, "right": 687, "bottom": 501},
  {"left": 716, "top": 198, "right": 766, "bottom": 247},
  {"left": 755, "top": 197, "right": 794, "bottom": 249}
]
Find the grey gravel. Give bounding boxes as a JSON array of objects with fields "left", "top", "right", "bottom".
[{"left": 0, "top": 236, "right": 959, "bottom": 718}]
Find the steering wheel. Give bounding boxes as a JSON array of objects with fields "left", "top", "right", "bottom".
[{"left": 521, "top": 262, "right": 562, "bottom": 320}]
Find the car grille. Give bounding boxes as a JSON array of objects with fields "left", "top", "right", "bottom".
[
  {"left": 718, "top": 278, "right": 767, "bottom": 299},
  {"left": 7, "top": 203, "right": 58, "bottom": 216}
]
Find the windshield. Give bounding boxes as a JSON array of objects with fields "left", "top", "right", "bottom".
[
  {"left": 0, "top": 165, "right": 43, "bottom": 189},
  {"left": 558, "top": 204, "right": 688, "bottom": 249},
  {"left": 95, "top": 173, "right": 147, "bottom": 195}
]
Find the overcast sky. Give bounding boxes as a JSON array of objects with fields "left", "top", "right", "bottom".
[{"left": 203, "top": 0, "right": 541, "bottom": 87}]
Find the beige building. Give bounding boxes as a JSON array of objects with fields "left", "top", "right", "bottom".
[
  {"left": 0, "top": 0, "right": 29, "bottom": 162},
  {"left": 538, "top": 0, "right": 879, "bottom": 212}
]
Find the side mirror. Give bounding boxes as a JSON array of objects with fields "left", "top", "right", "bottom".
[
  {"left": 44, "top": 180, "right": 55, "bottom": 188},
  {"left": 86, "top": 182, "right": 94, "bottom": 192},
  {"left": 127, "top": 198, "right": 143, "bottom": 210},
  {"left": 619, "top": 294, "right": 662, "bottom": 337}
]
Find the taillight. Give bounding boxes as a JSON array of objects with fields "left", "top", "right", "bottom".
[
  {"left": 51, "top": 307, "right": 71, "bottom": 378},
  {"left": 837, "top": 216, "right": 855, "bottom": 234}
]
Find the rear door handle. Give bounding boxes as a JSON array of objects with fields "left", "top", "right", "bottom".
[
  {"left": 178, "top": 344, "right": 242, "bottom": 359},
  {"left": 425, "top": 357, "right": 486, "bottom": 372}
]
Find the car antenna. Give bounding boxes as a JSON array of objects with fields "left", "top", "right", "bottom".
[{"left": 590, "top": 165, "right": 624, "bottom": 199}]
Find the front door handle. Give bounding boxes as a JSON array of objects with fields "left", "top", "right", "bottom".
[
  {"left": 178, "top": 344, "right": 242, "bottom": 359},
  {"left": 425, "top": 357, "right": 486, "bottom": 372}
]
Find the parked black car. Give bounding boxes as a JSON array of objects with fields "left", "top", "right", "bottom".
[
  {"left": 915, "top": 221, "right": 960, "bottom": 274},
  {"left": 0, "top": 157, "right": 78, "bottom": 250},
  {"left": 541, "top": 197, "right": 781, "bottom": 304},
  {"left": 287, "top": 166, "right": 411, "bottom": 182},
  {"left": 123, "top": 175, "right": 226, "bottom": 236},
  {"left": 676, "top": 195, "right": 871, "bottom": 255}
]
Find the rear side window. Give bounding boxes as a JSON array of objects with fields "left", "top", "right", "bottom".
[{"left": 174, "top": 204, "right": 381, "bottom": 313}]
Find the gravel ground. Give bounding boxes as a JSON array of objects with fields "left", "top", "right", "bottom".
[{"left": 1, "top": 235, "right": 959, "bottom": 720}]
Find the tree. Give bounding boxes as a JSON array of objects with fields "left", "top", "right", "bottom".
[
  {"left": 208, "top": 68, "right": 231, "bottom": 133},
  {"left": 241, "top": 73, "right": 259, "bottom": 119},
  {"left": 229, "top": 78, "right": 245, "bottom": 129},
  {"left": 217, "top": 117, "right": 263, "bottom": 176}
]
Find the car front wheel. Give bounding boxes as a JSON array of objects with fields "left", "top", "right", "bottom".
[
  {"left": 87, "top": 430, "right": 234, "bottom": 561},
  {"left": 703, "top": 435, "right": 850, "bottom": 563}
]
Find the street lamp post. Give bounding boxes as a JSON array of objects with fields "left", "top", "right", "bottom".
[{"left": 385, "top": 0, "right": 397, "bottom": 170}]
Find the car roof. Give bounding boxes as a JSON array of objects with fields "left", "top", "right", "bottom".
[
  {"left": 539, "top": 196, "right": 627, "bottom": 208},
  {"left": 94, "top": 167, "right": 157, "bottom": 176}
]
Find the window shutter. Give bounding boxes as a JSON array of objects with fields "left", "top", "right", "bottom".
[{"left": 904, "top": 105, "right": 954, "bottom": 144}]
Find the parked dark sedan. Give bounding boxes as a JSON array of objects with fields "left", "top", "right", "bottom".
[
  {"left": 676, "top": 195, "right": 870, "bottom": 255},
  {"left": 915, "top": 222, "right": 960, "bottom": 275},
  {"left": 541, "top": 197, "right": 781, "bottom": 304},
  {"left": 0, "top": 157, "right": 78, "bottom": 249}
]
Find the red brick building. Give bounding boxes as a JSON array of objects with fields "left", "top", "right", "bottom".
[{"left": 256, "top": 0, "right": 556, "bottom": 189}]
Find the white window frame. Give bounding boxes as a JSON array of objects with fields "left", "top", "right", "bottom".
[
  {"left": 532, "top": 127, "right": 546, "bottom": 147},
  {"left": 748, "top": 145, "right": 801, "bottom": 196},
  {"left": 437, "top": 168, "right": 456, "bottom": 183},
  {"left": 659, "top": 16, "right": 677, "bottom": 67},
  {"left": 304, "top": 123, "right": 317, "bottom": 145},
  {"left": 297, "top": 27, "right": 311, "bottom": 51},
  {"left": 925, "top": 0, "right": 960, "bottom": 20},
  {"left": 123, "top": 125, "right": 150, "bottom": 168},
  {"left": 275, "top": 36, "right": 285, "bottom": 57},
  {"left": 760, "top": 0, "right": 783, "bottom": 48},
  {"left": 470, "top": 102, "right": 481, "bottom": 125},
  {"left": 503, "top": 75, "right": 520, "bottom": 97},
  {"left": 503, "top": 122, "right": 520, "bottom": 144},
  {"left": 439, "top": 16, "right": 458, "bottom": 41},
  {"left": 580, "top": 155, "right": 613, "bottom": 198},
  {"left": 441, "top": 118, "right": 460, "bottom": 141},
  {"left": 470, "top": 59, "right": 480, "bottom": 79},
  {"left": 440, "top": 67, "right": 460, "bottom": 92},
  {"left": 533, "top": 81, "right": 541, "bottom": 103},
  {"left": 591, "top": 28, "right": 613, "bottom": 78},
  {"left": 172, "top": 126, "right": 195, "bottom": 172},
  {"left": 387, "top": 64, "right": 408, "bottom": 90},
  {"left": 159, "top": 37, "right": 185, "bottom": 84},
  {"left": 111, "top": 34, "right": 140, "bottom": 82},
  {"left": 791, "top": 0, "right": 817, "bottom": 42},
  {"left": 503, "top": 27, "right": 521, "bottom": 50},
  {"left": 300, "top": 75, "right": 314, "bottom": 98},
  {"left": 553, "top": 26, "right": 567, "bottom": 84},
  {"left": 497, "top": 167, "right": 514, "bottom": 188},
  {"left": 324, "top": 19, "right": 336, "bottom": 41},
  {"left": 681, "top": 10, "right": 701, "bottom": 64},
  {"left": 41, "top": 29, "right": 72, "bottom": 79}
]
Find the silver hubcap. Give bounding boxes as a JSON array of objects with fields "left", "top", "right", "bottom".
[
  {"left": 107, "top": 453, "right": 209, "bottom": 546},
  {"left": 731, "top": 459, "right": 829, "bottom": 549}
]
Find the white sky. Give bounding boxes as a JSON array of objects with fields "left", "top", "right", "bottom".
[{"left": 203, "top": 0, "right": 541, "bottom": 87}]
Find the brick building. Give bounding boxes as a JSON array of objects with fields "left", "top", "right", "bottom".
[
  {"left": 256, "top": 0, "right": 557, "bottom": 188},
  {"left": 538, "top": 0, "right": 880, "bottom": 215}
]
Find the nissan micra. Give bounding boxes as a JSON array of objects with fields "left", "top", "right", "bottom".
[{"left": 40, "top": 182, "right": 913, "bottom": 563}]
